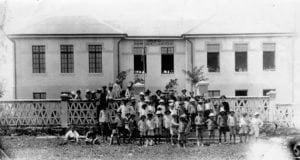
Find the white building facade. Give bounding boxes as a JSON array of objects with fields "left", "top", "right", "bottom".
[{"left": 7, "top": 16, "right": 296, "bottom": 104}]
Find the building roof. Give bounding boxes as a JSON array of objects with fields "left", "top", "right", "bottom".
[
  {"left": 183, "top": 14, "right": 294, "bottom": 35},
  {"left": 10, "top": 16, "right": 125, "bottom": 35},
  {"left": 6, "top": 0, "right": 295, "bottom": 37}
]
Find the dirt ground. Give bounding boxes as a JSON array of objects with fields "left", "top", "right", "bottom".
[
  {"left": 1, "top": 135, "right": 296, "bottom": 160},
  {"left": 1, "top": 136, "right": 251, "bottom": 160}
]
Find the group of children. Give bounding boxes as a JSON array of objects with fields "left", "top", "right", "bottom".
[{"left": 64, "top": 88, "right": 264, "bottom": 147}]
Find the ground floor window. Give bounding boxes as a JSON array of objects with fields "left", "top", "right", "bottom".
[
  {"left": 235, "top": 90, "right": 248, "bottom": 96},
  {"left": 33, "top": 92, "right": 46, "bottom": 99},
  {"left": 208, "top": 90, "right": 220, "bottom": 97}
]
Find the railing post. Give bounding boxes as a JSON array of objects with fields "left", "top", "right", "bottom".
[
  {"left": 268, "top": 92, "right": 277, "bottom": 123},
  {"left": 60, "top": 99, "right": 69, "bottom": 128}
]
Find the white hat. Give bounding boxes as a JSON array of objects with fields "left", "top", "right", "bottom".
[
  {"left": 145, "top": 98, "right": 150, "bottom": 102},
  {"left": 254, "top": 112, "right": 260, "bottom": 116},
  {"left": 190, "top": 98, "right": 195, "bottom": 102},
  {"left": 131, "top": 97, "right": 135, "bottom": 100},
  {"left": 71, "top": 91, "right": 76, "bottom": 95},
  {"left": 220, "top": 107, "right": 225, "bottom": 112},
  {"left": 86, "top": 89, "right": 90, "bottom": 92},
  {"left": 168, "top": 99, "right": 174, "bottom": 103},
  {"left": 156, "top": 111, "right": 163, "bottom": 115},
  {"left": 168, "top": 102, "right": 174, "bottom": 106},
  {"left": 139, "top": 92, "right": 145, "bottom": 95},
  {"left": 159, "top": 99, "right": 164, "bottom": 103},
  {"left": 209, "top": 113, "right": 215, "bottom": 117}
]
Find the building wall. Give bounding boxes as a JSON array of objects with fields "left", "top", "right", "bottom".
[
  {"left": 193, "top": 36, "right": 294, "bottom": 103},
  {"left": 15, "top": 38, "right": 118, "bottom": 99},
  {"left": 14, "top": 36, "right": 295, "bottom": 103},
  {"left": 120, "top": 40, "right": 189, "bottom": 92}
]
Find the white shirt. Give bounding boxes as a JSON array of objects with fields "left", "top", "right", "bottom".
[
  {"left": 117, "top": 104, "right": 128, "bottom": 118},
  {"left": 251, "top": 117, "right": 263, "bottom": 128},
  {"left": 239, "top": 117, "right": 248, "bottom": 127},
  {"left": 163, "top": 115, "right": 172, "bottom": 129},
  {"left": 205, "top": 103, "right": 212, "bottom": 110},
  {"left": 197, "top": 104, "right": 204, "bottom": 112},
  {"left": 157, "top": 105, "right": 166, "bottom": 114},
  {"left": 65, "top": 130, "right": 79, "bottom": 141}
]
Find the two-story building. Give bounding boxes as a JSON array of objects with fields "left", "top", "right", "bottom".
[{"left": 7, "top": 16, "right": 296, "bottom": 103}]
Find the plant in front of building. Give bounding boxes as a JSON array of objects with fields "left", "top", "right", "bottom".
[
  {"left": 182, "top": 65, "right": 208, "bottom": 91},
  {"left": 116, "top": 69, "right": 131, "bottom": 88},
  {"left": 165, "top": 79, "right": 178, "bottom": 91}
]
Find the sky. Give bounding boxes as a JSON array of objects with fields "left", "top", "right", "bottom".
[{"left": 2, "top": 0, "right": 296, "bottom": 33}]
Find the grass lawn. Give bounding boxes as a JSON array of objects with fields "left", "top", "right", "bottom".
[{"left": 1, "top": 136, "right": 249, "bottom": 160}]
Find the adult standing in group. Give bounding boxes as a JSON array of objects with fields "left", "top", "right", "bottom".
[{"left": 220, "top": 95, "right": 230, "bottom": 115}]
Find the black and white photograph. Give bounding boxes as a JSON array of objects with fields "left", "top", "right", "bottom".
[{"left": 0, "top": 0, "right": 300, "bottom": 159}]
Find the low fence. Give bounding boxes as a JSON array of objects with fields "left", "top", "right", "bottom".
[{"left": 0, "top": 97, "right": 295, "bottom": 128}]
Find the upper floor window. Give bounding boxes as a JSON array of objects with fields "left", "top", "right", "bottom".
[
  {"left": 208, "top": 90, "right": 220, "bottom": 97},
  {"left": 235, "top": 44, "right": 248, "bottom": 72},
  {"left": 32, "top": 45, "right": 45, "bottom": 73},
  {"left": 207, "top": 44, "right": 220, "bottom": 72},
  {"left": 263, "top": 43, "right": 275, "bottom": 71},
  {"left": 88, "top": 45, "right": 102, "bottom": 73},
  {"left": 235, "top": 90, "right": 248, "bottom": 96},
  {"left": 161, "top": 47, "right": 174, "bottom": 74},
  {"left": 133, "top": 47, "right": 147, "bottom": 74},
  {"left": 33, "top": 92, "right": 46, "bottom": 99},
  {"left": 60, "top": 45, "right": 74, "bottom": 73}
]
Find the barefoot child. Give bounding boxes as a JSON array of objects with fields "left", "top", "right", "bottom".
[
  {"left": 163, "top": 110, "right": 172, "bottom": 143},
  {"left": 109, "top": 116, "right": 121, "bottom": 145},
  {"left": 227, "top": 111, "right": 237, "bottom": 144},
  {"left": 138, "top": 115, "right": 147, "bottom": 145},
  {"left": 154, "top": 110, "right": 163, "bottom": 144},
  {"left": 170, "top": 114, "right": 179, "bottom": 145},
  {"left": 195, "top": 111, "right": 205, "bottom": 146},
  {"left": 207, "top": 113, "right": 216, "bottom": 144},
  {"left": 65, "top": 126, "right": 79, "bottom": 144},
  {"left": 146, "top": 113, "right": 155, "bottom": 146},
  {"left": 217, "top": 110, "right": 228, "bottom": 143},
  {"left": 239, "top": 113, "right": 249, "bottom": 143},
  {"left": 250, "top": 112, "right": 263, "bottom": 141},
  {"left": 178, "top": 114, "right": 188, "bottom": 148}
]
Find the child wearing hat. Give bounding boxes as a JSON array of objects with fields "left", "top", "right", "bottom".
[
  {"left": 163, "top": 110, "right": 172, "bottom": 143},
  {"left": 239, "top": 113, "right": 249, "bottom": 143},
  {"left": 157, "top": 99, "right": 166, "bottom": 115},
  {"left": 207, "top": 113, "right": 216, "bottom": 144},
  {"left": 146, "top": 113, "right": 155, "bottom": 146},
  {"left": 195, "top": 111, "right": 205, "bottom": 146},
  {"left": 217, "top": 110, "right": 228, "bottom": 143},
  {"left": 227, "top": 111, "right": 237, "bottom": 144},
  {"left": 138, "top": 115, "right": 147, "bottom": 145},
  {"left": 178, "top": 114, "right": 188, "bottom": 148},
  {"left": 109, "top": 116, "right": 121, "bottom": 145},
  {"left": 154, "top": 109, "right": 164, "bottom": 144},
  {"left": 188, "top": 98, "right": 197, "bottom": 131},
  {"left": 250, "top": 112, "right": 263, "bottom": 141},
  {"left": 170, "top": 114, "right": 179, "bottom": 145}
]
